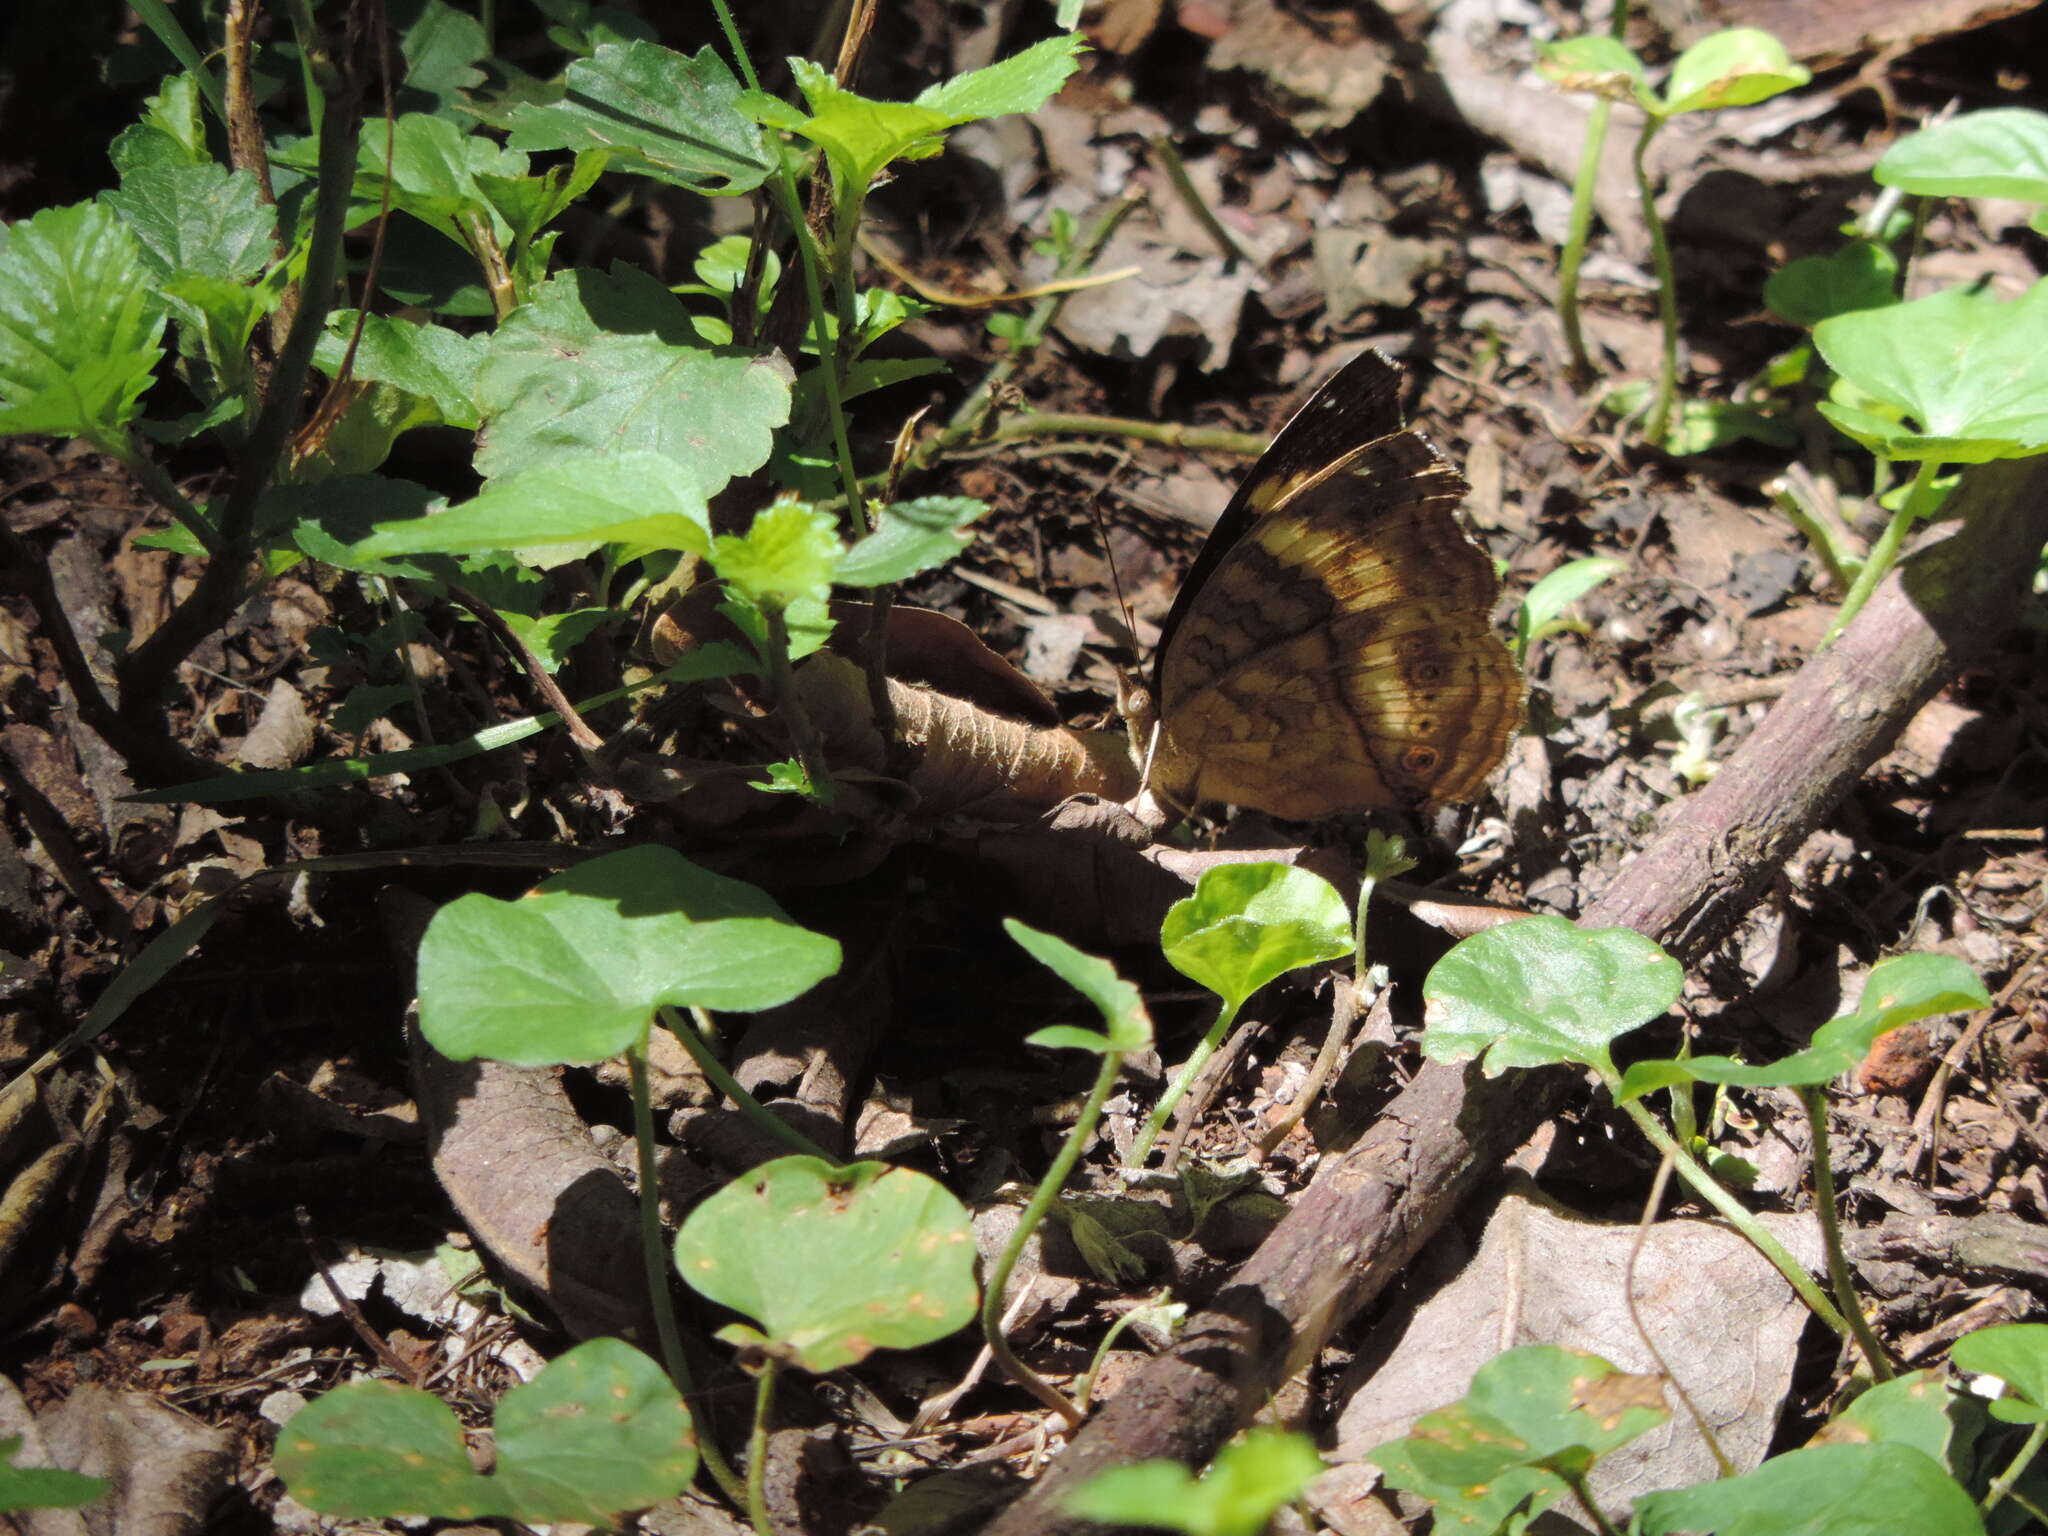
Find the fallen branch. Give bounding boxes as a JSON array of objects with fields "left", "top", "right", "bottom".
[{"left": 980, "top": 456, "right": 2048, "bottom": 1535}]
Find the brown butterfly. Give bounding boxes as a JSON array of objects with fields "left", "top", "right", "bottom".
[{"left": 1136, "top": 350, "right": 1523, "bottom": 822}]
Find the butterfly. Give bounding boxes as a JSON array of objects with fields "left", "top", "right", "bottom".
[{"left": 1136, "top": 349, "right": 1523, "bottom": 822}]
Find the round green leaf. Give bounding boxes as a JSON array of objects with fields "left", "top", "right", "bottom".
[
  {"left": 1813, "top": 281, "right": 2048, "bottom": 462},
  {"left": 1662, "top": 28, "right": 1811, "bottom": 116},
  {"left": 1636, "top": 1442, "right": 1984, "bottom": 1536},
  {"left": 274, "top": 1340, "right": 693, "bottom": 1523},
  {"left": 1421, "top": 915, "right": 1681, "bottom": 1076},
  {"left": 1826, "top": 1371, "right": 1967, "bottom": 1464},
  {"left": 417, "top": 845, "right": 842, "bottom": 1066},
  {"left": 1764, "top": 242, "right": 1899, "bottom": 327},
  {"left": 1537, "top": 36, "right": 1655, "bottom": 111},
  {"left": 1877, "top": 107, "right": 2048, "bottom": 203},
  {"left": 1953, "top": 1323, "right": 2048, "bottom": 1426},
  {"left": 1066, "top": 1428, "right": 1324, "bottom": 1536},
  {"left": 1160, "top": 863, "right": 1352, "bottom": 1014},
  {"left": 674, "top": 1156, "right": 978, "bottom": 1373}
]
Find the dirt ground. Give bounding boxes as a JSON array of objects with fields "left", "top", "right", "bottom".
[{"left": 2, "top": 2, "right": 2046, "bottom": 1533}]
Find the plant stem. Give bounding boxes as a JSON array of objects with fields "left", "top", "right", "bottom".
[
  {"left": 761, "top": 607, "right": 836, "bottom": 801},
  {"left": 1556, "top": 95, "right": 1613, "bottom": 386},
  {"left": 985, "top": 411, "right": 1267, "bottom": 457},
  {"left": 746, "top": 1358, "right": 779, "bottom": 1536},
  {"left": 628, "top": 1042, "right": 748, "bottom": 1507},
  {"left": 1149, "top": 134, "right": 1251, "bottom": 266},
  {"left": 1630, "top": 118, "right": 1680, "bottom": 447},
  {"left": 1799, "top": 1085, "right": 1894, "bottom": 1381},
  {"left": 982, "top": 1048, "right": 1127, "bottom": 1428},
  {"left": 1618, "top": 1099, "right": 1853, "bottom": 1338},
  {"left": 1984, "top": 1429, "right": 2048, "bottom": 1520},
  {"left": 1560, "top": 1470, "right": 1624, "bottom": 1536},
  {"left": 1766, "top": 478, "right": 1859, "bottom": 596},
  {"left": 1130, "top": 1000, "right": 1239, "bottom": 1168},
  {"left": 661, "top": 1006, "right": 837, "bottom": 1162},
  {"left": 1824, "top": 458, "right": 1943, "bottom": 643}
]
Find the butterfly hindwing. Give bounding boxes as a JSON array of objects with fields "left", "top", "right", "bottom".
[{"left": 1149, "top": 353, "right": 1521, "bottom": 819}]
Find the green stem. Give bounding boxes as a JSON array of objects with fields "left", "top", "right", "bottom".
[
  {"left": 1631, "top": 119, "right": 1680, "bottom": 447},
  {"left": 1130, "top": 1000, "right": 1239, "bottom": 1168},
  {"left": 1766, "top": 479, "right": 1859, "bottom": 596},
  {"left": 986, "top": 411, "right": 1267, "bottom": 457},
  {"left": 761, "top": 607, "right": 836, "bottom": 801},
  {"left": 660, "top": 1006, "right": 836, "bottom": 1162},
  {"left": 1074, "top": 1298, "right": 1154, "bottom": 1413},
  {"left": 1150, "top": 134, "right": 1251, "bottom": 266},
  {"left": 1985, "top": 1430, "right": 2048, "bottom": 1521},
  {"left": 110, "top": 440, "right": 219, "bottom": 554},
  {"left": 1619, "top": 1098, "right": 1853, "bottom": 1338},
  {"left": 1561, "top": 1470, "right": 1624, "bottom": 1536},
  {"left": 628, "top": 1042, "right": 747, "bottom": 1507},
  {"left": 982, "top": 1048, "right": 1127, "bottom": 1427},
  {"left": 1799, "top": 1085, "right": 1894, "bottom": 1381},
  {"left": 1555, "top": 95, "right": 1613, "bottom": 385},
  {"left": 1824, "top": 458, "right": 1942, "bottom": 643},
  {"left": 745, "top": 1359, "right": 779, "bottom": 1536}
]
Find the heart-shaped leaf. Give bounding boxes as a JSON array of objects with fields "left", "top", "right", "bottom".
[{"left": 1160, "top": 863, "right": 1352, "bottom": 1014}]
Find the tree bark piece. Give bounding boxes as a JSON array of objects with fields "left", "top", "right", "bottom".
[{"left": 981, "top": 459, "right": 2048, "bottom": 1536}]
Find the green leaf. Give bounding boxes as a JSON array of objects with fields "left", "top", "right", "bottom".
[
  {"left": 0, "top": 202, "right": 166, "bottom": 442},
  {"left": 1661, "top": 27, "right": 1811, "bottom": 115},
  {"left": 1160, "top": 863, "right": 1352, "bottom": 1015},
  {"left": 503, "top": 42, "right": 773, "bottom": 194},
  {"left": 1636, "top": 1443, "right": 1984, "bottom": 1535},
  {"left": 1008, "top": 919, "right": 1154, "bottom": 1055},
  {"left": 1420, "top": 915, "right": 1682, "bottom": 1078},
  {"left": 1536, "top": 35, "right": 1655, "bottom": 111},
  {"left": 416, "top": 845, "right": 840, "bottom": 1065},
  {"left": 110, "top": 72, "right": 208, "bottom": 177},
  {"left": 1765, "top": 241, "right": 1899, "bottom": 327},
  {"left": 1516, "top": 555, "right": 1625, "bottom": 657},
  {"left": 674, "top": 1156, "right": 978, "bottom": 1373},
  {"left": 1827, "top": 1371, "right": 1973, "bottom": 1465},
  {"left": 475, "top": 266, "right": 792, "bottom": 484},
  {"left": 103, "top": 163, "right": 275, "bottom": 282},
  {"left": 273, "top": 1339, "right": 695, "bottom": 1523},
  {"left": 0, "top": 1436, "right": 107, "bottom": 1514},
  {"left": 1877, "top": 107, "right": 2048, "bottom": 203},
  {"left": 352, "top": 450, "right": 711, "bottom": 568},
  {"left": 835, "top": 496, "right": 989, "bottom": 586},
  {"left": 354, "top": 113, "right": 529, "bottom": 247},
  {"left": 916, "top": 33, "right": 1087, "bottom": 121},
  {"left": 1371, "top": 1347, "right": 1667, "bottom": 1532},
  {"left": 711, "top": 503, "right": 843, "bottom": 611},
  {"left": 1616, "top": 953, "right": 1987, "bottom": 1103},
  {"left": 395, "top": 0, "right": 489, "bottom": 114},
  {"left": 1064, "top": 1428, "right": 1324, "bottom": 1536},
  {"left": 1813, "top": 281, "right": 2048, "bottom": 462},
  {"left": 316, "top": 313, "right": 484, "bottom": 428},
  {"left": 1953, "top": 1323, "right": 2048, "bottom": 1427}
]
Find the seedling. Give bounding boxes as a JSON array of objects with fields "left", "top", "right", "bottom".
[
  {"left": 274, "top": 1337, "right": 696, "bottom": 1524},
  {"left": 1370, "top": 1345, "right": 1669, "bottom": 1536},
  {"left": 982, "top": 920, "right": 1155, "bottom": 1424},
  {"left": 1953, "top": 1323, "right": 2048, "bottom": 1518},
  {"left": 1512, "top": 555, "right": 1627, "bottom": 667},
  {"left": 1064, "top": 1426, "right": 1325, "bottom": 1536},
  {"left": 1131, "top": 863, "right": 1353, "bottom": 1168},
  {"left": 672, "top": 1155, "right": 977, "bottom": 1534},
  {"left": 1540, "top": 25, "right": 1810, "bottom": 444},
  {"left": 1426, "top": 918, "right": 1988, "bottom": 1379}
]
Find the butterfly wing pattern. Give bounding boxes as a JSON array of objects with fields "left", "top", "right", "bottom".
[{"left": 1147, "top": 350, "right": 1523, "bottom": 821}]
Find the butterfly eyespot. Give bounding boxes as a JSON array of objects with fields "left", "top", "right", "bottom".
[{"left": 1401, "top": 745, "right": 1441, "bottom": 773}]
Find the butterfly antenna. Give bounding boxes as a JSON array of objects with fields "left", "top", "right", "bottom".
[{"left": 1083, "top": 468, "right": 1144, "bottom": 672}]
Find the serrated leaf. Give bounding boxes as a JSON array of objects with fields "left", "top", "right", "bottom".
[
  {"left": 1812, "top": 280, "right": 2048, "bottom": 462},
  {"left": 348, "top": 450, "right": 711, "bottom": 569},
  {"left": 916, "top": 33, "right": 1086, "bottom": 121},
  {"left": 836, "top": 496, "right": 988, "bottom": 586},
  {"left": 316, "top": 313, "right": 485, "bottom": 428},
  {"left": 273, "top": 1339, "right": 695, "bottom": 1523},
  {"left": 1616, "top": 953, "right": 1987, "bottom": 1103},
  {"left": 673, "top": 1157, "right": 977, "bottom": 1373},
  {"left": 475, "top": 266, "right": 791, "bottom": 485},
  {"left": 0, "top": 202, "right": 166, "bottom": 442},
  {"left": 1420, "top": 915, "right": 1682, "bottom": 1077},
  {"left": 711, "top": 503, "right": 842, "bottom": 610},
  {"left": 504, "top": 42, "right": 772, "bottom": 194},
  {"left": 1877, "top": 107, "right": 2048, "bottom": 203},
  {"left": 104, "top": 163, "right": 275, "bottom": 282},
  {"left": 1160, "top": 863, "right": 1352, "bottom": 1014},
  {"left": 417, "top": 845, "right": 841, "bottom": 1065},
  {"left": 396, "top": 0, "right": 488, "bottom": 114}
]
